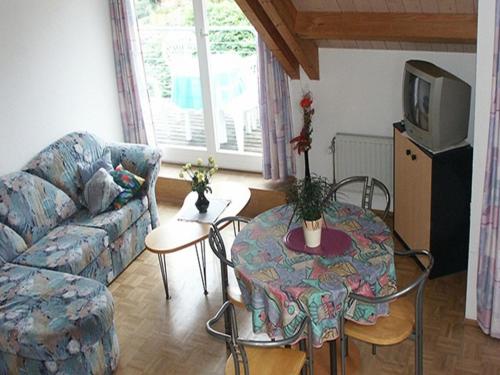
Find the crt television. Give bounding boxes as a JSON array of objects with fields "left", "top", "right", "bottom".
[{"left": 402, "top": 60, "right": 471, "bottom": 152}]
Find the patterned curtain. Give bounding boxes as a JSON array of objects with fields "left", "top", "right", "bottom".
[
  {"left": 477, "top": 1, "right": 500, "bottom": 338},
  {"left": 109, "top": 0, "right": 152, "bottom": 145},
  {"left": 258, "top": 37, "right": 295, "bottom": 180}
]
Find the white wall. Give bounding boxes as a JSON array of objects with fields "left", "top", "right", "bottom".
[
  {"left": 0, "top": 0, "right": 123, "bottom": 175},
  {"left": 289, "top": 49, "right": 477, "bottom": 181},
  {"left": 465, "top": 0, "right": 496, "bottom": 321}
]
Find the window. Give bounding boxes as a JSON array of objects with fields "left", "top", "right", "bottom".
[{"left": 135, "top": 0, "right": 262, "bottom": 171}]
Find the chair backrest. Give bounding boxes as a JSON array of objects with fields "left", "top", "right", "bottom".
[
  {"left": 328, "top": 176, "right": 391, "bottom": 219},
  {"left": 343, "top": 250, "right": 433, "bottom": 375},
  {"left": 346, "top": 249, "right": 433, "bottom": 346},
  {"left": 206, "top": 301, "right": 313, "bottom": 375},
  {"left": 348, "top": 250, "right": 433, "bottom": 305},
  {"left": 208, "top": 216, "right": 250, "bottom": 303}
]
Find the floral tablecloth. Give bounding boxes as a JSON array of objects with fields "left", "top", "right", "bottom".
[{"left": 231, "top": 202, "right": 397, "bottom": 347}]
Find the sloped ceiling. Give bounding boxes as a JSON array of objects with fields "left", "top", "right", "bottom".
[{"left": 235, "top": 0, "right": 477, "bottom": 80}]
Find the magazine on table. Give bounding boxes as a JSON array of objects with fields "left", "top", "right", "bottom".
[{"left": 177, "top": 198, "right": 231, "bottom": 224}]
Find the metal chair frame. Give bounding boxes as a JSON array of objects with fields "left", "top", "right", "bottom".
[
  {"left": 339, "top": 250, "right": 434, "bottom": 375},
  {"left": 207, "top": 301, "right": 314, "bottom": 375},
  {"left": 325, "top": 175, "right": 390, "bottom": 375},
  {"left": 327, "top": 176, "right": 391, "bottom": 219},
  {"left": 208, "top": 216, "right": 251, "bottom": 305},
  {"left": 209, "top": 215, "right": 252, "bottom": 356}
]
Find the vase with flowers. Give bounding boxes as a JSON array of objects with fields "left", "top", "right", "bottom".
[
  {"left": 179, "top": 157, "right": 218, "bottom": 213},
  {"left": 290, "top": 92, "right": 314, "bottom": 179}
]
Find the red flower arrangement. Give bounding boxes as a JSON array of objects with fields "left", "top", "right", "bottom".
[
  {"left": 291, "top": 92, "right": 314, "bottom": 178},
  {"left": 291, "top": 92, "right": 314, "bottom": 155}
]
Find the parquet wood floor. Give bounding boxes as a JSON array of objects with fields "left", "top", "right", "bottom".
[{"left": 109, "top": 204, "right": 500, "bottom": 374}]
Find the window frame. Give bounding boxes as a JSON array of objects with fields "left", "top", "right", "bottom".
[{"left": 139, "top": 0, "right": 263, "bottom": 172}]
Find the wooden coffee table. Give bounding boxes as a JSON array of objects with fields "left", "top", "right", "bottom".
[{"left": 145, "top": 181, "right": 251, "bottom": 299}]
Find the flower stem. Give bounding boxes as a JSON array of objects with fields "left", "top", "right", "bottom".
[{"left": 304, "top": 150, "right": 311, "bottom": 180}]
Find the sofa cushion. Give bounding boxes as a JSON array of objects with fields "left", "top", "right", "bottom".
[
  {"left": 0, "top": 263, "right": 114, "bottom": 361},
  {"left": 69, "top": 196, "right": 148, "bottom": 242},
  {"left": 110, "top": 164, "right": 145, "bottom": 209},
  {"left": 0, "top": 326, "right": 119, "bottom": 375},
  {"left": 0, "top": 172, "right": 77, "bottom": 246},
  {"left": 24, "top": 132, "right": 106, "bottom": 203},
  {"left": 0, "top": 223, "right": 28, "bottom": 263},
  {"left": 83, "top": 168, "right": 123, "bottom": 215},
  {"left": 77, "top": 150, "right": 114, "bottom": 187},
  {"left": 13, "top": 225, "right": 108, "bottom": 275}
]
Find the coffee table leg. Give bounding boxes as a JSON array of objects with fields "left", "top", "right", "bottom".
[
  {"left": 157, "top": 253, "right": 171, "bottom": 300},
  {"left": 195, "top": 240, "right": 208, "bottom": 295}
]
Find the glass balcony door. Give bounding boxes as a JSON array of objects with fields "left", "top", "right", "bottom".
[{"left": 136, "top": 0, "right": 262, "bottom": 171}]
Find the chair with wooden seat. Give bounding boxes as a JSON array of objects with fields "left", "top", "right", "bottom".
[
  {"left": 208, "top": 216, "right": 250, "bottom": 308},
  {"left": 209, "top": 215, "right": 251, "bottom": 352},
  {"left": 207, "top": 301, "right": 314, "bottom": 375},
  {"left": 339, "top": 250, "right": 434, "bottom": 375},
  {"left": 328, "top": 176, "right": 391, "bottom": 219},
  {"left": 325, "top": 176, "right": 391, "bottom": 375}
]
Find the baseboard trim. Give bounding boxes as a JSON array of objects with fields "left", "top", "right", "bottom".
[{"left": 464, "top": 318, "right": 478, "bottom": 327}]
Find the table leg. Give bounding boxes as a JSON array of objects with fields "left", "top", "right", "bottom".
[
  {"left": 330, "top": 340, "right": 337, "bottom": 375},
  {"left": 313, "top": 339, "right": 359, "bottom": 375},
  {"left": 157, "top": 253, "right": 171, "bottom": 300},
  {"left": 195, "top": 240, "right": 208, "bottom": 295}
]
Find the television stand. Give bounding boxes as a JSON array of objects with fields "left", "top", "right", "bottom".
[{"left": 393, "top": 123, "right": 473, "bottom": 278}]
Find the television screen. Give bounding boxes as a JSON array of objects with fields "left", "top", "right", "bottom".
[{"left": 405, "top": 72, "right": 431, "bottom": 131}]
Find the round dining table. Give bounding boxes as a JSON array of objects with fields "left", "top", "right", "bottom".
[{"left": 231, "top": 201, "right": 397, "bottom": 348}]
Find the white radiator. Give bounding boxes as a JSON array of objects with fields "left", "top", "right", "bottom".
[{"left": 331, "top": 133, "right": 394, "bottom": 195}]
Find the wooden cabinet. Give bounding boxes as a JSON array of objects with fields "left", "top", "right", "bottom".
[{"left": 393, "top": 124, "right": 473, "bottom": 278}]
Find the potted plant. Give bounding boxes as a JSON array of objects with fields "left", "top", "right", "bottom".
[
  {"left": 286, "top": 175, "right": 332, "bottom": 248},
  {"left": 179, "top": 156, "right": 218, "bottom": 213}
]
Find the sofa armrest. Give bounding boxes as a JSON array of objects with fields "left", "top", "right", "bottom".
[{"left": 108, "top": 142, "right": 162, "bottom": 228}]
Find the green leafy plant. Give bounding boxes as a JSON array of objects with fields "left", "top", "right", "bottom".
[
  {"left": 179, "top": 157, "right": 218, "bottom": 194},
  {"left": 142, "top": 39, "right": 171, "bottom": 98},
  {"left": 286, "top": 175, "right": 332, "bottom": 222}
]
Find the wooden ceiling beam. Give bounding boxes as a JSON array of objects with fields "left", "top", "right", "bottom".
[
  {"left": 233, "top": 0, "right": 300, "bottom": 79},
  {"left": 258, "top": 0, "right": 320, "bottom": 80},
  {"left": 295, "top": 12, "right": 477, "bottom": 44}
]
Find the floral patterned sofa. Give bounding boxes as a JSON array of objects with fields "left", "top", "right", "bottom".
[{"left": 0, "top": 132, "right": 161, "bottom": 374}]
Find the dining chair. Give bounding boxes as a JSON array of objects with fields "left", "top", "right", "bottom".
[
  {"left": 339, "top": 249, "right": 434, "bottom": 375},
  {"left": 207, "top": 301, "right": 314, "bottom": 375},
  {"left": 208, "top": 216, "right": 251, "bottom": 308},
  {"left": 328, "top": 176, "right": 391, "bottom": 219}
]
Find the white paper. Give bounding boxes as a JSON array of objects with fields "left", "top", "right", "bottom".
[{"left": 177, "top": 198, "right": 231, "bottom": 224}]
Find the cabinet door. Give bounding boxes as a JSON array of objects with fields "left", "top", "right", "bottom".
[{"left": 394, "top": 132, "right": 432, "bottom": 249}]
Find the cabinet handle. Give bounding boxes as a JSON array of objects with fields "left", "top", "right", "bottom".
[
  {"left": 411, "top": 154, "right": 417, "bottom": 161},
  {"left": 406, "top": 149, "right": 411, "bottom": 156}
]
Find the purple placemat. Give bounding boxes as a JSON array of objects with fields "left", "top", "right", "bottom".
[{"left": 283, "top": 227, "right": 352, "bottom": 256}]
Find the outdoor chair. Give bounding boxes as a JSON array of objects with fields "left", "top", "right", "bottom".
[
  {"left": 339, "top": 250, "right": 434, "bottom": 375},
  {"left": 207, "top": 301, "right": 314, "bottom": 375}
]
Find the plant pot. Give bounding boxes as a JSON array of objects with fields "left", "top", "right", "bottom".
[
  {"left": 302, "top": 217, "right": 323, "bottom": 248},
  {"left": 195, "top": 190, "right": 210, "bottom": 213}
]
